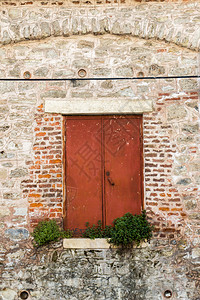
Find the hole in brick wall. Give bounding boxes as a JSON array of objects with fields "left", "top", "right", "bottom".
[
  {"left": 78, "top": 69, "right": 87, "bottom": 78},
  {"left": 19, "top": 290, "right": 29, "bottom": 299},
  {"left": 23, "top": 71, "right": 31, "bottom": 79},
  {"left": 164, "top": 290, "right": 172, "bottom": 298},
  {"left": 137, "top": 71, "right": 144, "bottom": 77}
]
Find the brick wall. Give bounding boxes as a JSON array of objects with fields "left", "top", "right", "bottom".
[{"left": 21, "top": 105, "right": 63, "bottom": 227}]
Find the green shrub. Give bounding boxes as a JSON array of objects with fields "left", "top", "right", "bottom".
[
  {"left": 109, "top": 211, "right": 153, "bottom": 247},
  {"left": 83, "top": 211, "right": 153, "bottom": 247},
  {"left": 32, "top": 219, "right": 73, "bottom": 247},
  {"left": 82, "top": 220, "right": 113, "bottom": 239}
]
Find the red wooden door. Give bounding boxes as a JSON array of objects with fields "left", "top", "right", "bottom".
[
  {"left": 103, "top": 116, "right": 142, "bottom": 225},
  {"left": 64, "top": 116, "right": 142, "bottom": 234}
]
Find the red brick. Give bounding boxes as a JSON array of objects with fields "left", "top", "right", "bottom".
[
  {"left": 159, "top": 207, "right": 170, "bottom": 211},
  {"left": 38, "top": 174, "right": 51, "bottom": 179},
  {"left": 28, "top": 193, "right": 41, "bottom": 198},
  {"left": 30, "top": 203, "right": 43, "bottom": 208}
]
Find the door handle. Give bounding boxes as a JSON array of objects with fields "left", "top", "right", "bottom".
[
  {"left": 106, "top": 171, "right": 115, "bottom": 186},
  {"left": 107, "top": 177, "right": 115, "bottom": 186}
]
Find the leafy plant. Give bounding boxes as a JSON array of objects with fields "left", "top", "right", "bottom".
[
  {"left": 109, "top": 211, "right": 153, "bottom": 247},
  {"left": 82, "top": 220, "right": 113, "bottom": 239},
  {"left": 32, "top": 219, "right": 73, "bottom": 247},
  {"left": 82, "top": 211, "right": 153, "bottom": 247}
]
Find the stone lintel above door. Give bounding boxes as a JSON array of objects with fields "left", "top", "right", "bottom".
[{"left": 45, "top": 98, "right": 153, "bottom": 114}]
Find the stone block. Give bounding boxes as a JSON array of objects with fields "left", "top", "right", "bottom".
[
  {"left": 10, "top": 168, "right": 28, "bottom": 178},
  {"left": 93, "top": 68, "right": 111, "bottom": 76},
  {"left": 118, "top": 87, "right": 135, "bottom": 97},
  {"left": 185, "top": 200, "right": 197, "bottom": 210},
  {"left": 0, "top": 106, "right": 9, "bottom": 114},
  {"left": 63, "top": 238, "right": 111, "bottom": 249},
  {"left": 77, "top": 40, "right": 94, "bottom": 49},
  {"left": 9, "top": 67, "right": 20, "bottom": 78},
  {"left": 40, "top": 22, "right": 51, "bottom": 38},
  {"left": 189, "top": 161, "right": 200, "bottom": 172},
  {"left": 177, "top": 135, "right": 193, "bottom": 143},
  {"left": 0, "top": 288, "right": 17, "bottom": 300},
  {"left": 52, "top": 20, "right": 61, "bottom": 36},
  {"left": 149, "top": 64, "right": 165, "bottom": 76},
  {"left": 0, "top": 168, "right": 8, "bottom": 180},
  {"left": 3, "top": 192, "right": 21, "bottom": 200},
  {"left": 2, "top": 30, "right": 11, "bottom": 45},
  {"left": 182, "top": 124, "right": 199, "bottom": 134},
  {"left": 1, "top": 163, "right": 13, "bottom": 168},
  {"left": 7, "top": 141, "right": 23, "bottom": 151},
  {"left": 8, "top": 9, "right": 22, "bottom": 19},
  {"left": 62, "top": 19, "right": 70, "bottom": 36},
  {"left": 0, "top": 152, "right": 15, "bottom": 160},
  {"left": 72, "top": 59, "right": 91, "bottom": 69},
  {"left": 176, "top": 178, "right": 191, "bottom": 186},
  {"left": 53, "top": 70, "right": 75, "bottom": 78},
  {"left": 45, "top": 98, "right": 153, "bottom": 114},
  {"left": 179, "top": 79, "right": 198, "bottom": 90},
  {"left": 71, "top": 92, "right": 93, "bottom": 98},
  {"left": 41, "top": 90, "right": 67, "bottom": 99},
  {"left": 18, "top": 82, "right": 36, "bottom": 92},
  {"left": 195, "top": 175, "right": 200, "bottom": 185},
  {"left": 167, "top": 104, "right": 187, "bottom": 121},
  {"left": 192, "top": 248, "right": 200, "bottom": 259},
  {"left": 115, "top": 65, "right": 133, "bottom": 77},
  {"left": 5, "top": 228, "right": 29, "bottom": 240},
  {"left": 63, "top": 239, "right": 147, "bottom": 249},
  {"left": 0, "top": 207, "right": 10, "bottom": 218},
  {"left": 188, "top": 213, "right": 200, "bottom": 221},
  {"left": 173, "top": 165, "right": 187, "bottom": 176},
  {"left": 101, "top": 81, "right": 113, "bottom": 89},
  {"left": 34, "top": 67, "right": 49, "bottom": 77}
]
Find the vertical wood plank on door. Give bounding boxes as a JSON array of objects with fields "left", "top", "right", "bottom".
[
  {"left": 65, "top": 117, "right": 102, "bottom": 234},
  {"left": 104, "top": 116, "right": 142, "bottom": 226}
]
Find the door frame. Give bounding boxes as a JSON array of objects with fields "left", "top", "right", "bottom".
[{"left": 63, "top": 115, "right": 144, "bottom": 231}]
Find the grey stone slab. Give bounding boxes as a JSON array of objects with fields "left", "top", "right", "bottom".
[{"left": 45, "top": 98, "right": 153, "bottom": 114}]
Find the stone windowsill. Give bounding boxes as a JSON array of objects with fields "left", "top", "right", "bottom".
[{"left": 63, "top": 238, "right": 148, "bottom": 249}]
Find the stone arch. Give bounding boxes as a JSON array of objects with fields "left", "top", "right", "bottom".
[{"left": 0, "top": 3, "right": 200, "bottom": 51}]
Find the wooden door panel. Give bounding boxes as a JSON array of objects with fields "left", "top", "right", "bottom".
[
  {"left": 65, "top": 117, "right": 102, "bottom": 234},
  {"left": 104, "top": 116, "right": 142, "bottom": 226}
]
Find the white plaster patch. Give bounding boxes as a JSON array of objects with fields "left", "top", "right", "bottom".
[{"left": 14, "top": 207, "right": 27, "bottom": 216}]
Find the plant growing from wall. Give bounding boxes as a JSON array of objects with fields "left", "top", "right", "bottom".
[
  {"left": 82, "top": 220, "right": 114, "bottom": 239},
  {"left": 82, "top": 210, "right": 153, "bottom": 247},
  {"left": 108, "top": 211, "right": 153, "bottom": 247},
  {"left": 32, "top": 219, "right": 73, "bottom": 247}
]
